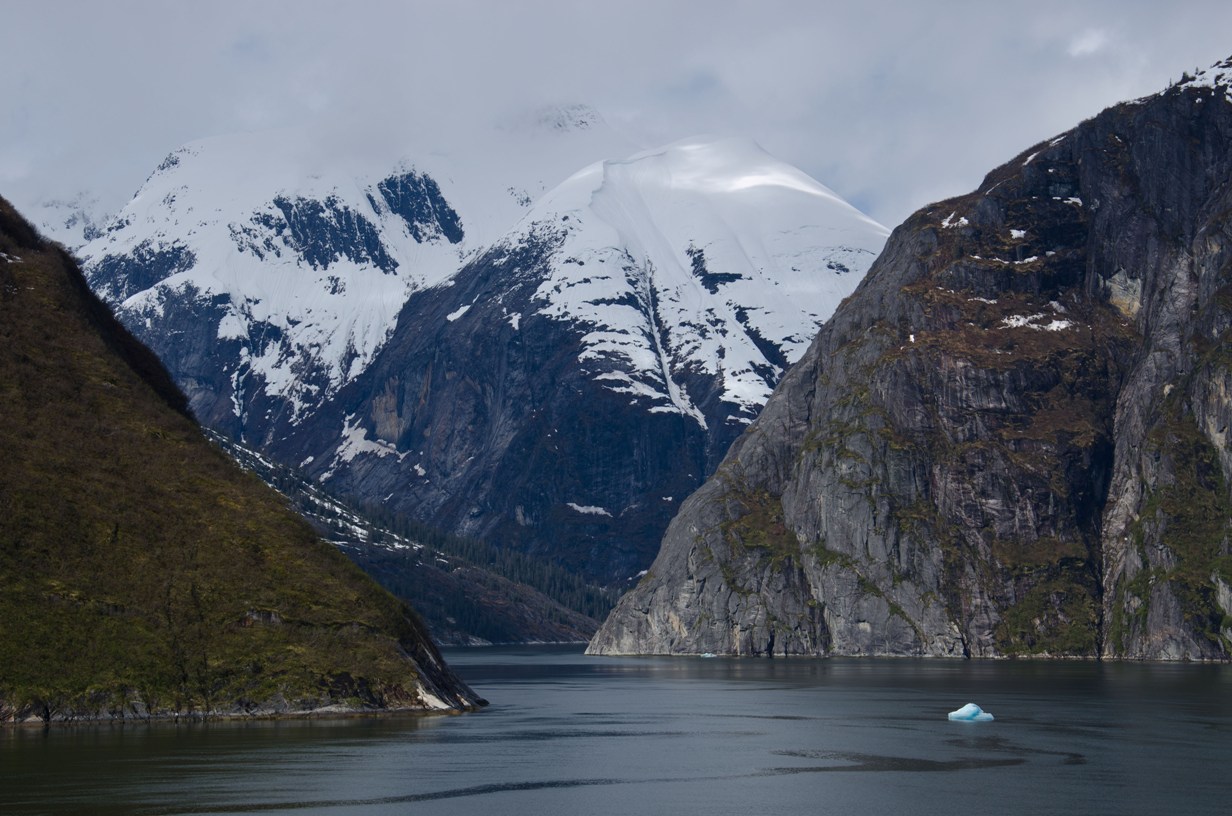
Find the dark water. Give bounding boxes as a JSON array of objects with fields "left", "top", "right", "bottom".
[{"left": 3, "top": 646, "right": 1230, "bottom": 815}]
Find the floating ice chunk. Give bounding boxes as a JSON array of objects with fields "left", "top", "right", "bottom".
[
  {"left": 566, "top": 502, "right": 612, "bottom": 517},
  {"left": 948, "top": 702, "right": 995, "bottom": 722}
]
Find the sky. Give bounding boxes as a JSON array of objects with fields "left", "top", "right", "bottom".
[{"left": 4, "top": 0, "right": 1232, "bottom": 230}]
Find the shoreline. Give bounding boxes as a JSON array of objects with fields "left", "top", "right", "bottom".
[{"left": 1, "top": 702, "right": 482, "bottom": 730}]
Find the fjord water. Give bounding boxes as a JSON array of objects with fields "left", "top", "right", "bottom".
[{"left": 4, "top": 647, "right": 1229, "bottom": 815}]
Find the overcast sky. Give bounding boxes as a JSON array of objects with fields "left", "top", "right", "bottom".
[{"left": 4, "top": 0, "right": 1232, "bottom": 229}]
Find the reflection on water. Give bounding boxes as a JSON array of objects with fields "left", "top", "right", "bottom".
[{"left": 3, "top": 647, "right": 1230, "bottom": 816}]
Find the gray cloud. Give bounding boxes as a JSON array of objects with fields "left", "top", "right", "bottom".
[{"left": 4, "top": 0, "right": 1232, "bottom": 227}]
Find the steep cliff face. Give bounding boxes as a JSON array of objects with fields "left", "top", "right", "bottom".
[
  {"left": 591, "top": 59, "right": 1232, "bottom": 660},
  {"left": 277, "top": 232, "right": 716, "bottom": 583}
]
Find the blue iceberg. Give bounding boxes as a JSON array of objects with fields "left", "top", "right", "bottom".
[{"left": 947, "top": 703, "right": 994, "bottom": 722}]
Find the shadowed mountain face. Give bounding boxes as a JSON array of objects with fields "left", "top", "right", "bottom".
[
  {"left": 267, "top": 139, "right": 887, "bottom": 584},
  {"left": 81, "top": 128, "right": 886, "bottom": 586},
  {"left": 0, "top": 196, "right": 482, "bottom": 722},
  {"left": 273, "top": 230, "right": 721, "bottom": 583},
  {"left": 591, "top": 59, "right": 1232, "bottom": 661}
]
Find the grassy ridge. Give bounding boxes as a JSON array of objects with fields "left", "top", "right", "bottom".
[{"left": 0, "top": 197, "right": 477, "bottom": 721}]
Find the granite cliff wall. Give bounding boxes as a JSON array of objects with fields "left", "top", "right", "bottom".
[{"left": 591, "top": 63, "right": 1232, "bottom": 660}]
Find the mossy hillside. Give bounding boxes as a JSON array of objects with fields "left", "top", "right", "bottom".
[
  {"left": 703, "top": 477, "right": 798, "bottom": 597},
  {"left": 0, "top": 197, "right": 473, "bottom": 720}
]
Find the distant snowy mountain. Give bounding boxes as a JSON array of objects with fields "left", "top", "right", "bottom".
[
  {"left": 25, "top": 193, "right": 109, "bottom": 251},
  {"left": 520, "top": 136, "right": 887, "bottom": 422},
  {"left": 81, "top": 114, "right": 887, "bottom": 583},
  {"left": 272, "top": 136, "right": 888, "bottom": 581},
  {"left": 81, "top": 107, "right": 636, "bottom": 439}
]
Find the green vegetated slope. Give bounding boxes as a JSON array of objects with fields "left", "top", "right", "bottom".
[{"left": 0, "top": 196, "right": 481, "bottom": 722}]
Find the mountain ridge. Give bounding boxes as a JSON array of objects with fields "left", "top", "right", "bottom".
[
  {"left": 80, "top": 109, "right": 639, "bottom": 441},
  {"left": 209, "top": 429, "right": 611, "bottom": 646}
]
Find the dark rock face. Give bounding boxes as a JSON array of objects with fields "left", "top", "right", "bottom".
[
  {"left": 374, "top": 171, "right": 465, "bottom": 244},
  {"left": 275, "top": 232, "right": 733, "bottom": 583},
  {"left": 688, "top": 244, "right": 743, "bottom": 294},
  {"left": 88, "top": 239, "right": 195, "bottom": 302},
  {"left": 591, "top": 73, "right": 1232, "bottom": 660},
  {"left": 269, "top": 195, "right": 397, "bottom": 273}
]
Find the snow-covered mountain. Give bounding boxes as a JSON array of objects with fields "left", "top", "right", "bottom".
[
  {"left": 519, "top": 136, "right": 887, "bottom": 422},
  {"left": 24, "top": 192, "right": 109, "bottom": 251},
  {"left": 81, "top": 106, "right": 636, "bottom": 439},
  {"left": 271, "top": 136, "right": 888, "bottom": 582},
  {"left": 81, "top": 113, "right": 887, "bottom": 582}
]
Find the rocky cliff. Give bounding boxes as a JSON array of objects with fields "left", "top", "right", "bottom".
[{"left": 590, "top": 58, "right": 1232, "bottom": 660}]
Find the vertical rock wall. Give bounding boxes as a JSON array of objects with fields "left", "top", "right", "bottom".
[{"left": 591, "top": 70, "right": 1232, "bottom": 660}]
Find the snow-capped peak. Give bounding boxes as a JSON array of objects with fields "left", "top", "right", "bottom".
[
  {"left": 507, "top": 136, "right": 889, "bottom": 424},
  {"left": 78, "top": 112, "right": 638, "bottom": 432},
  {"left": 1176, "top": 54, "right": 1232, "bottom": 100}
]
